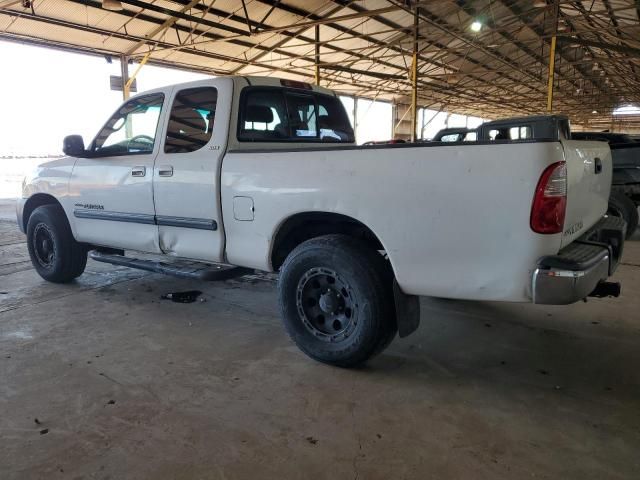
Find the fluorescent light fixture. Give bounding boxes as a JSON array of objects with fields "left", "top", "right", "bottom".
[
  {"left": 613, "top": 105, "right": 640, "bottom": 116},
  {"left": 470, "top": 21, "right": 482, "bottom": 32},
  {"left": 102, "top": 0, "right": 123, "bottom": 11}
]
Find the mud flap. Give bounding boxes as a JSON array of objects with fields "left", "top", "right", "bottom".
[{"left": 393, "top": 280, "right": 420, "bottom": 338}]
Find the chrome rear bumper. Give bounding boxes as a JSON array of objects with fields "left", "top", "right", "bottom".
[{"left": 532, "top": 216, "right": 625, "bottom": 305}]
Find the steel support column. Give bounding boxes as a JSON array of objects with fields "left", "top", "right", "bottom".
[
  {"left": 410, "top": 7, "right": 419, "bottom": 142},
  {"left": 121, "top": 55, "right": 130, "bottom": 100},
  {"left": 315, "top": 24, "right": 320, "bottom": 85},
  {"left": 546, "top": 0, "right": 560, "bottom": 112}
]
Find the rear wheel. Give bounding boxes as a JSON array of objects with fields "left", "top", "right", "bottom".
[
  {"left": 26, "top": 204, "right": 87, "bottom": 283},
  {"left": 608, "top": 191, "right": 638, "bottom": 239},
  {"left": 278, "top": 234, "right": 397, "bottom": 367}
]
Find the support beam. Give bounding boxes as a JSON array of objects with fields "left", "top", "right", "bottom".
[
  {"left": 410, "top": 7, "right": 419, "bottom": 142},
  {"left": 125, "top": 52, "right": 151, "bottom": 93},
  {"left": 254, "top": 6, "right": 399, "bottom": 34},
  {"left": 557, "top": 37, "right": 640, "bottom": 58},
  {"left": 547, "top": 0, "right": 560, "bottom": 112},
  {"left": 314, "top": 25, "right": 320, "bottom": 86},
  {"left": 124, "top": 0, "right": 201, "bottom": 57},
  {"left": 121, "top": 55, "right": 130, "bottom": 101}
]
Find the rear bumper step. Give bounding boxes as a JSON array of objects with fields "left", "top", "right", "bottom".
[
  {"left": 89, "top": 250, "right": 252, "bottom": 281},
  {"left": 532, "top": 216, "right": 626, "bottom": 305}
]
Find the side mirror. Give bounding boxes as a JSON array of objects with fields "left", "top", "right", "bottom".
[{"left": 63, "top": 135, "right": 86, "bottom": 157}]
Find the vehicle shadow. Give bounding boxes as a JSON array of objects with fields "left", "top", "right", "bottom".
[{"left": 370, "top": 296, "right": 640, "bottom": 404}]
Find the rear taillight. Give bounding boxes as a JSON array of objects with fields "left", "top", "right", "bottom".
[{"left": 530, "top": 161, "right": 567, "bottom": 234}]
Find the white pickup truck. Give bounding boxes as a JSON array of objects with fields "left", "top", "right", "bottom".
[{"left": 18, "top": 76, "right": 626, "bottom": 367}]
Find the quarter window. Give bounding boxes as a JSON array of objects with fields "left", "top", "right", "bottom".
[
  {"left": 165, "top": 87, "right": 217, "bottom": 154},
  {"left": 92, "top": 93, "right": 164, "bottom": 156}
]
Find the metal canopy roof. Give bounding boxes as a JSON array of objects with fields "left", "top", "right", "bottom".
[{"left": 1, "top": 0, "right": 639, "bottom": 129}]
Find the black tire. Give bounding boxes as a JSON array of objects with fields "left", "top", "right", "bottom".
[
  {"left": 26, "top": 204, "right": 87, "bottom": 283},
  {"left": 608, "top": 191, "right": 638, "bottom": 239},
  {"left": 278, "top": 234, "right": 397, "bottom": 367}
]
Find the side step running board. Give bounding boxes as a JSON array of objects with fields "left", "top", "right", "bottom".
[{"left": 89, "top": 250, "right": 253, "bottom": 281}]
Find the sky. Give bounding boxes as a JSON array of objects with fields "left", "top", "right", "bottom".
[
  {"left": 0, "top": 40, "right": 485, "bottom": 156},
  {"left": 0, "top": 41, "right": 209, "bottom": 156}
]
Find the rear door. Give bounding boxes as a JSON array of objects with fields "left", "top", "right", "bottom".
[
  {"left": 560, "top": 139, "right": 612, "bottom": 246},
  {"left": 152, "top": 79, "right": 232, "bottom": 262}
]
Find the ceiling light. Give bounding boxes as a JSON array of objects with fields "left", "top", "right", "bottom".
[
  {"left": 102, "top": 0, "right": 123, "bottom": 11},
  {"left": 592, "top": 110, "right": 598, "bottom": 114},
  {"left": 533, "top": 1, "right": 547, "bottom": 7},
  {"left": 470, "top": 21, "right": 482, "bottom": 32},
  {"left": 613, "top": 105, "right": 640, "bottom": 115}
]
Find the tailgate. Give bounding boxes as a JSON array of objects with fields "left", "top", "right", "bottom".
[
  {"left": 611, "top": 142, "right": 640, "bottom": 170},
  {"left": 560, "top": 140, "right": 612, "bottom": 247}
]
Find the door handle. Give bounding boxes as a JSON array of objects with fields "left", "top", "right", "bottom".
[
  {"left": 594, "top": 157, "right": 603, "bottom": 174},
  {"left": 131, "top": 166, "right": 146, "bottom": 177},
  {"left": 158, "top": 165, "right": 174, "bottom": 177}
]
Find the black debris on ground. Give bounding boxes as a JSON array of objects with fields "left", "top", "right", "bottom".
[{"left": 160, "top": 290, "right": 203, "bottom": 303}]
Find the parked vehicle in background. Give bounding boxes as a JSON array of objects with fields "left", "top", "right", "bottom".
[
  {"left": 570, "top": 132, "right": 639, "bottom": 237},
  {"left": 16, "top": 78, "right": 626, "bottom": 367},
  {"left": 475, "top": 116, "right": 639, "bottom": 239},
  {"left": 431, "top": 127, "right": 477, "bottom": 142}
]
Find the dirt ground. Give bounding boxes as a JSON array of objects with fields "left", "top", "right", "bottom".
[{"left": 1, "top": 199, "right": 639, "bottom": 479}]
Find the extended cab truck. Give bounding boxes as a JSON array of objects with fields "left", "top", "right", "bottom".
[{"left": 18, "top": 77, "right": 625, "bottom": 367}]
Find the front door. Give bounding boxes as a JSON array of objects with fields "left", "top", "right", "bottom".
[
  {"left": 69, "top": 92, "right": 166, "bottom": 253},
  {"left": 153, "top": 80, "right": 231, "bottom": 262}
]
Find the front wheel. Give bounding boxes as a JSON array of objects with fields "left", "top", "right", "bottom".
[
  {"left": 26, "top": 204, "right": 87, "bottom": 283},
  {"left": 608, "top": 191, "right": 638, "bottom": 239},
  {"left": 278, "top": 235, "right": 397, "bottom": 367}
]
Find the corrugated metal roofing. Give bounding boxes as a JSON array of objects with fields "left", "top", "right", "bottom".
[{"left": 1, "top": 0, "right": 639, "bottom": 129}]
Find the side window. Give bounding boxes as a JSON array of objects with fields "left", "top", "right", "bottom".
[
  {"left": 92, "top": 93, "right": 164, "bottom": 156},
  {"left": 508, "top": 126, "right": 532, "bottom": 140},
  {"left": 440, "top": 134, "right": 460, "bottom": 142},
  {"left": 165, "top": 87, "right": 217, "bottom": 154},
  {"left": 464, "top": 132, "right": 477, "bottom": 141},
  {"left": 238, "top": 90, "right": 289, "bottom": 141},
  {"left": 489, "top": 129, "right": 509, "bottom": 140}
]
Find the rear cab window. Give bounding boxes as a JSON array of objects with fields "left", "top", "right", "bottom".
[{"left": 238, "top": 87, "right": 355, "bottom": 143}]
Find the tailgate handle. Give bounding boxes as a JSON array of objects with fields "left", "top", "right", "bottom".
[{"left": 594, "top": 157, "right": 602, "bottom": 174}]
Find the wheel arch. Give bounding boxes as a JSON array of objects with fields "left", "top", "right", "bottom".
[
  {"left": 270, "top": 211, "right": 388, "bottom": 271},
  {"left": 271, "top": 212, "right": 421, "bottom": 340},
  {"left": 22, "top": 194, "right": 63, "bottom": 232}
]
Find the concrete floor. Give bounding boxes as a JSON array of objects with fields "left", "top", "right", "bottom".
[{"left": 1, "top": 198, "right": 639, "bottom": 480}]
